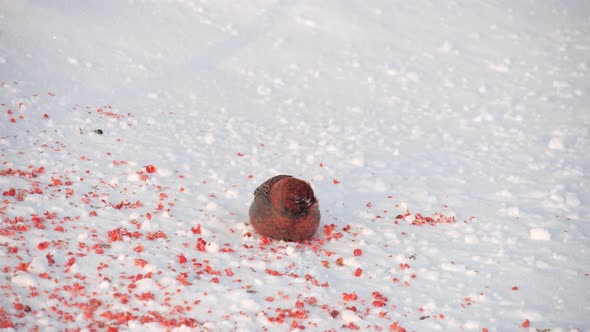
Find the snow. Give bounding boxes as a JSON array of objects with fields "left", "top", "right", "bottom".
[
  {"left": 1, "top": 0, "right": 589, "bottom": 331},
  {"left": 530, "top": 228, "right": 552, "bottom": 241}
]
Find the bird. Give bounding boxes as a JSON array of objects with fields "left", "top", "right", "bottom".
[{"left": 249, "top": 175, "right": 320, "bottom": 242}]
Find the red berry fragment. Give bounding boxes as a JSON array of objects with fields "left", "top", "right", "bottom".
[{"left": 354, "top": 268, "right": 363, "bottom": 277}]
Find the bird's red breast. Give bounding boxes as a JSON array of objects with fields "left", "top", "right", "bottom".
[{"left": 249, "top": 175, "right": 320, "bottom": 242}]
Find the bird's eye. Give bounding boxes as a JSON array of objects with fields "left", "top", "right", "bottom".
[{"left": 294, "top": 197, "right": 312, "bottom": 206}]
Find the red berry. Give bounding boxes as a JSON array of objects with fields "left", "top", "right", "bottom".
[{"left": 145, "top": 164, "right": 156, "bottom": 173}]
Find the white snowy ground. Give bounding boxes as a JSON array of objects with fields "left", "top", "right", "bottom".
[{"left": 0, "top": 1, "right": 589, "bottom": 331}]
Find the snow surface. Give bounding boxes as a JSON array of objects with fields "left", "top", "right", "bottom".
[{"left": 1, "top": 1, "right": 589, "bottom": 331}]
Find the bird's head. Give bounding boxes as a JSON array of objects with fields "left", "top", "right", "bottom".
[{"left": 270, "top": 177, "right": 317, "bottom": 216}]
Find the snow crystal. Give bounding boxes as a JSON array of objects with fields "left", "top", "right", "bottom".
[
  {"left": 12, "top": 273, "right": 37, "bottom": 287},
  {"left": 464, "top": 234, "right": 478, "bottom": 244},
  {"left": 341, "top": 309, "right": 361, "bottom": 324},
  {"left": 108, "top": 177, "right": 119, "bottom": 187},
  {"left": 463, "top": 320, "right": 481, "bottom": 330},
  {"left": 564, "top": 192, "right": 581, "bottom": 208},
  {"left": 28, "top": 255, "right": 48, "bottom": 274},
  {"left": 285, "top": 245, "right": 295, "bottom": 256},
  {"left": 202, "top": 322, "right": 216, "bottom": 330},
  {"left": 548, "top": 136, "right": 564, "bottom": 150},
  {"left": 295, "top": 15, "right": 318, "bottom": 28},
  {"left": 206, "top": 241, "right": 219, "bottom": 253},
  {"left": 438, "top": 41, "right": 454, "bottom": 53},
  {"left": 135, "top": 278, "right": 157, "bottom": 292},
  {"left": 419, "top": 269, "right": 441, "bottom": 282},
  {"left": 441, "top": 262, "right": 466, "bottom": 273},
  {"left": 500, "top": 206, "right": 520, "bottom": 217},
  {"left": 350, "top": 157, "right": 364, "bottom": 167},
  {"left": 66, "top": 57, "right": 79, "bottom": 65},
  {"left": 496, "top": 189, "right": 513, "bottom": 198},
  {"left": 256, "top": 85, "right": 272, "bottom": 96},
  {"left": 530, "top": 228, "right": 551, "bottom": 241}
]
